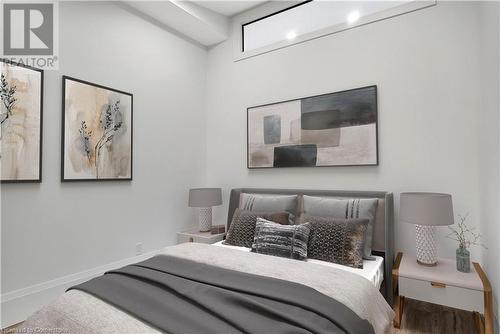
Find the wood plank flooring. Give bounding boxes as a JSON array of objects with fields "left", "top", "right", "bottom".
[{"left": 393, "top": 298, "right": 479, "bottom": 334}]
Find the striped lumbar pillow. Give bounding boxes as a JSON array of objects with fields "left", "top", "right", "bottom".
[
  {"left": 251, "top": 218, "right": 311, "bottom": 261},
  {"left": 224, "top": 209, "right": 290, "bottom": 248}
]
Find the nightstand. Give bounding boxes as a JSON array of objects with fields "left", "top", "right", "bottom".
[
  {"left": 177, "top": 227, "right": 226, "bottom": 245},
  {"left": 393, "top": 252, "right": 493, "bottom": 334}
]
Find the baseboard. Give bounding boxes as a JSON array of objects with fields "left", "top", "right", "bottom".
[
  {"left": 496, "top": 309, "right": 499, "bottom": 334},
  {"left": 0, "top": 249, "right": 163, "bottom": 328},
  {"left": 495, "top": 297, "right": 499, "bottom": 334}
]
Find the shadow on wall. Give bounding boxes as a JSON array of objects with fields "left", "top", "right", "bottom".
[{"left": 246, "top": 165, "right": 381, "bottom": 179}]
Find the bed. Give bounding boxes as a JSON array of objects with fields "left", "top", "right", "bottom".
[
  {"left": 212, "top": 240, "right": 386, "bottom": 290},
  {"left": 22, "top": 188, "right": 395, "bottom": 334},
  {"left": 227, "top": 188, "right": 395, "bottom": 304}
]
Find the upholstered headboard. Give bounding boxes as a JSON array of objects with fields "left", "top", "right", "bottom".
[{"left": 227, "top": 188, "right": 395, "bottom": 306}]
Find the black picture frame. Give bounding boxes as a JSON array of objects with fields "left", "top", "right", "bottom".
[
  {"left": 0, "top": 59, "right": 44, "bottom": 183},
  {"left": 247, "top": 85, "right": 378, "bottom": 169},
  {"left": 61, "top": 76, "right": 133, "bottom": 182}
]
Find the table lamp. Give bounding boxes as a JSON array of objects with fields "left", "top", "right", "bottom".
[
  {"left": 188, "top": 188, "right": 222, "bottom": 232},
  {"left": 400, "top": 192, "right": 454, "bottom": 266}
]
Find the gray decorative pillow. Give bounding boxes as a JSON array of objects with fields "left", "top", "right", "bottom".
[
  {"left": 239, "top": 193, "right": 298, "bottom": 223},
  {"left": 224, "top": 209, "right": 290, "bottom": 248},
  {"left": 302, "top": 196, "right": 378, "bottom": 260},
  {"left": 251, "top": 218, "right": 311, "bottom": 261},
  {"left": 305, "top": 215, "right": 368, "bottom": 269}
]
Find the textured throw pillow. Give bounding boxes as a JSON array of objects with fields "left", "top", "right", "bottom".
[
  {"left": 251, "top": 218, "right": 311, "bottom": 261},
  {"left": 239, "top": 193, "right": 298, "bottom": 223},
  {"left": 302, "top": 196, "right": 378, "bottom": 260},
  {"left": 224, "top": 209, "right": 290, "bottom": 248},
  {"left": 305, "top": 215, "right": 368, "bottom": 269}
]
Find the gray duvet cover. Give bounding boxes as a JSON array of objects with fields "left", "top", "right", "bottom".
[
  {"left": 22, "top": 243, "right": 394, "bottom": 334},
  {"left": 69, "top": 255, "right": 374, "bottom": 334}
]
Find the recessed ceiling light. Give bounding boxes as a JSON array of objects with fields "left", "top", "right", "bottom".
[
  {"left": 347, "top": 10, "right": 361, "bottom": 24},
  {"left": 286, "top": 31, "right": 297, "bottom": 40}
]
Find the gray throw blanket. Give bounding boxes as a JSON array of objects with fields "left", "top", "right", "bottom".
[{"left": 69, "top": 255, "right": 374, "bottom": 334}]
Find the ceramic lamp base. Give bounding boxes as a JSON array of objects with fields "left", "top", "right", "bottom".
[
  {"left": 198, "top": 207, "right": 212, "bottom": 232},
  {"left": 415, "top": 225, "right": 438, "bottom": 266}
]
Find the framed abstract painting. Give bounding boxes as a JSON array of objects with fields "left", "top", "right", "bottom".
[
  {"left": 1, "top": 59, "right": 43, "bottom": 183},
  {"left": 247, "top": 86, "right": 378, "bottom": 168},
  {"left": 62, "top": 76, "right": 133, "bottom": 181}
]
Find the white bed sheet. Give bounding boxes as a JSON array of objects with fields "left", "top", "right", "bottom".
[{"left": 212, "top": 240, "right": 384, "bottom": 289}]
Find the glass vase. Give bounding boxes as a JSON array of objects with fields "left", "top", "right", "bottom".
[{"left": 456, "top": 246, "right": 470, "bottom": 273}]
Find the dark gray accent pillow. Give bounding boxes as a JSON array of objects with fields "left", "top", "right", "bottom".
[
  {"left": 239, "top": 193, "right": 298, "bottom": 223},
  {"left": 224, "top": 209, "right": 290, "bottom": 248},
  {"left": 305, "top": 215, "right": 368, "bottom": 269},
  {"left": 251, "top": 218, "right": 311, "bottom": 261},
  {"left": 302, "top": 196, "right": 378, "bottom": 260}
]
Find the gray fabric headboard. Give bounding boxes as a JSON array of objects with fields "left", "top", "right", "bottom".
[{"left": 227, "top": 188, "right": 395, "bottom": 306}]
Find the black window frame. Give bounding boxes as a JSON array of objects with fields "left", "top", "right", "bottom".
[{"left": 241, "top": 0, "right": 313, "bottom": 52}]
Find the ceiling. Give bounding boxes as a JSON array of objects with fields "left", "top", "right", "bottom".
[
  {"left": 124, "top": 1, "right": 268, "bottom": 47},
  {"left": 193, "top": 1, "right": 267, "bottom": 16}
]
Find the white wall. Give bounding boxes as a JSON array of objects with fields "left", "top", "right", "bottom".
[
  {"left": 206, "top": 1, "right": 500, "bottom": 327},
  {"left": 1, "top": 0, "right": 499, "bottom": 330},
  {"left": 206, "top": 1, "right": 484, "bottom": 262},
  {"left": 1, "top": 1, "right": 207, "bottom": 324},
  {"left": 479, "top": 1, "right": 500, "bottom": 330}
]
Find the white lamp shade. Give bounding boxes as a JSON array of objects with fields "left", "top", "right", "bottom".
[
  {"left": 188, "top": 188, "right": 222, "bottom": 207},
  {"left": 400, "top": 192, "right": 454, "bottom": 226}
]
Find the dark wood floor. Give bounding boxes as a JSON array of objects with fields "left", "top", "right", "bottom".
[{"left": 393, "top": 298, "right": 479, "bottom": 334}]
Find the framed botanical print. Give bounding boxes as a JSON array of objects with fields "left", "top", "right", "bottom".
[
  {"left": 247, "top": 86, "right": 378, "bottom": 168},
  {"left": 62, "top": 76, "right": 133, "bottom": 181},
  {"left": 1, "top": 59, "right": 43, "bottom": 183}
]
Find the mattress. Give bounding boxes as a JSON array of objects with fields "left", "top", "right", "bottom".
[{"left": 213, "top": 240, "right": 385, "bottom": 289}]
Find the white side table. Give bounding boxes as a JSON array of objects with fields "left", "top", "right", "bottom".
[
  {"left": 177, "top": 227, "right": 226, "bottom": 245},
  {"left": 393, "top": 252, "right": 493, "bottom": 334}
]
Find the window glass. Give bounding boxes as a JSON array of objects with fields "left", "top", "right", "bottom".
[{"left": 242, "top": 1, "right": 413, "bottom": 52}]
